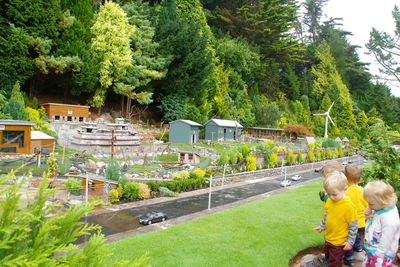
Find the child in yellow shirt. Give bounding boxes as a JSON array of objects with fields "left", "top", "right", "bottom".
[
  {"left": 343, "top": 164, "right": 368, "bottom": 266},
  {"left": 319, "top": 160, "right": 345, "bottom": 202},
  {"left": 314, "top": 171, "right": 358, "bottom": 267}
]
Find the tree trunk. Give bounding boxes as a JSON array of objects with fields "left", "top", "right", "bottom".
[
  {"left": 121, "top": 95, "right": 125, "bottom": 116},
  {"left": 29, "top": 78, "right": 35, "bottom": 100},
  {"left": 126, "top": 97, "right": 130, "bottom": 118}
]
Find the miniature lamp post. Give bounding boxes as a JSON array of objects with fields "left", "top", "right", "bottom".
[
  {"left": 221, "top": 164, "right": 227, "bottom": 190},
  {"left": 208, "top": 175, "right": 213, "bottom": 210},
  {"left": 85, "top": 172, "right": 89, "bottom": 205}
]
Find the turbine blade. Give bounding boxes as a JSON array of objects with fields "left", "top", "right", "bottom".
[
  {"left": 313, "top": 113, "right": 325, "bottom": 116},
  {"left": 327, "top": 102, "right": 335, "bottom": 113},
  {"left": 328, "top": 115, "right": 335, "bottom": 125}
]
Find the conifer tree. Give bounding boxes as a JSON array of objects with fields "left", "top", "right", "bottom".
[
  {"left": 91, "top": 1, "right": 134, "bottom": 110},
  {"left": 156, "top": 0, "right": 218, "bottom": 122},
  {"left": 311, "top": 42, "right": 355, "bottom": 130}
]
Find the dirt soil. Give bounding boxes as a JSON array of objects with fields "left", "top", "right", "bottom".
[
  {"left": 290, "top": 246, "right": 400, "bottom": 267},
  {"left": 289, "top": 246, "right": 323, "bottom": 267}
]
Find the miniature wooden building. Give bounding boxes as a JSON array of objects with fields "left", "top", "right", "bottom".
[
  {"left": 81, "top": 176, "right": 118, "bottom": 197},
  {"left": 41, "top": 103, "right": 90, "bottom": 122},
  {"left": 169, "top": 120, "right": 201, "bottom": 144},
  {"left": 0, "top": 120, "right": 34, "bottom": 154},
  {"left": 204, "top": 119, "right": 243, "bottom": 141},
  {"left": 178, "top": 151, "right": 201, "bottom": 164},
  {"left": 247, "top": 127, "right": 284, "bottom": 140},
  {"left": 30, "top": 131, "right": 55, "bottom": 154}
]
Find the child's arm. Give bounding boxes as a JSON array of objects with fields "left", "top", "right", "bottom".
[
  {"left": 344, "top": 220, "right": 358, "bottom": 250},
  {"left": 314, "top": 212, "right": 326, "bottom": 233},
  {"left": 376, "top": 217, "right": 398, "bottom": 258}
]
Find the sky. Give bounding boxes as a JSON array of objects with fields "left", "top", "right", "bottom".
[{"left": 322, "top": 0, "right": 400, "bottom": 97}]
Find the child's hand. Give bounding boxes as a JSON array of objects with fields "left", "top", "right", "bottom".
[
  {"left": 343, "top": 242, "right": 352, "bottom": 251},
  {"left": 364, "top": 207, "right": 372, "bottom": 217},
  {"left": 313, "top": 226, "right": 323, "bottom": 233}
]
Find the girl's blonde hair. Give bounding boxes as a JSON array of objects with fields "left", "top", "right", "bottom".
[
  {"left": 364, "top": 180, "right": 398, "bottom": 209},
  {"left": 323, "top": 171, "right": 347, "bottom": 193}
]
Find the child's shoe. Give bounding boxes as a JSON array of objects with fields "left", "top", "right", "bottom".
[{"left": 343, "top": 259, "right": 354, "bottom": 266}]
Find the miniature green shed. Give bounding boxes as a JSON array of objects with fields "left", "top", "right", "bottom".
[
  {"left": 204, "top": 119, "right": 243, "bottom": 141},
  {"left": 169, "top": 120, "right": 202, "bottom": 144}
]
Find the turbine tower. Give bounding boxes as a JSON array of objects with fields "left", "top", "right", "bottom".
[{"left": 313, "top": 102, "right": 335, "bottom": 138}]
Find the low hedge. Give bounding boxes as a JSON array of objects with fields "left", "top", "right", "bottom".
[{"left": 146, "top": 177, "right": 206, "bottom": 193}]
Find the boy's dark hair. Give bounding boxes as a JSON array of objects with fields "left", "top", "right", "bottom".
[
  {"left": 320, "top": 160, "right": 345, "bottom": 178},
  {"left": 345, "top": 164, "right": 362, "bottom": 183}
]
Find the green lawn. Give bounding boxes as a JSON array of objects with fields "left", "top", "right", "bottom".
[{"left": 106, "top": 182, "right": 324, "bottom": 266}]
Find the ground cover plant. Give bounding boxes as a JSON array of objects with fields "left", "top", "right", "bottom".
[{"left": 105, "top": 182, "right": 324, "bottom": 266}]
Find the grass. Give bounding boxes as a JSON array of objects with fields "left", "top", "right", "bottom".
[
  {"left": 105, "top": 182, "right": 325, "bottom": 266},
  {"left": 155, "top": 153, "right": 178, "bottom": 162},
  {"left": 128, "top": 164, "right": 160, "bottom": 174}
]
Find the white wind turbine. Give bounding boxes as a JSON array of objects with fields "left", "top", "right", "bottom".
[{"left": 313, "top": 102, "right": 335, "bottom": 138}]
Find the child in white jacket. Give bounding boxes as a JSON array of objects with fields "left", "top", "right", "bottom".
[{"left": 363, "top": 181, "right": 399, "bottom": 267}]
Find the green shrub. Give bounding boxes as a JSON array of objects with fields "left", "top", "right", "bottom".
[
  {"left": 240, "top": 144, "right": 251, "bottom": 157},
  {"left": 296, "top": 152, "right": 303, "bottom": 164},
  {"left": 237, "top": 152, "right": 243, "bottom": 162},
  {"left": 246, "top": 155, "right": 256, "bottom": 171},
  {"left": 63, "top": 178, "right": 81, "bottom": 196},
  {"left": 138, "top": 183, "right": 150, "bottom": 199},
  {"left": 0, "top": 173, "right": 147, "bottom": 266},
  {"left": 256, "top": 144, "right": 265, "bottom": 153},
  {"left": 217, "top": 152, "right": 229, "bottom": 166},
  {"left": 159, "top": 186, "right": 177, "bottom": 197},
  {"left": 146, "top": 181, "right": 159, "bottom": 192},
  {"left": 338, "top": 147, "right": 343, "bottom": 158},
  {"left": 322, "top": 138, "right": 340, "bottom": 148},
  {"left": 321, "top": 150, "right": 326, "bottom": 159},
  {"left": 190, "top": 168, "right": 205, "bottom": 179},
  {"left": 31, "top": 96, "right": 39, "bottom": 109},
  {"left": 172, "top": 170, "right": 190, "bottom": 180},
  {"left": 118, "top": 177, "right": 129, "bottom": 187},
  {"left": 305, "top": 150, "right": 314, "bottom": 163},
  {"left": 268, "top": 153, "right": 278, "bottom": 168},
  {"left": 285, "top": 150, "right": 295, "bottom": 165},
  {"left": 47, "top": 153, "right": 58, "bottom": 178},
  {"left": 326, "top": 150, "right": 333, "bottom": 159},
  {"left": 205, "top": 168, "right": 212, "bottom": 178},
  {"left": 315, "top": 150, "right": 322, "bottom": 160},
  {"left": 155, "top": 131, "right": 169, "bottom": 142},
  {"left": 229, "top": 150, "right": 238, "bottom": 164},
  {"left": 333, "top": 148, "right": 339, "bottom": 158},
  {"left": 108, "top": 189, "right": 120, "bottom": 204},
  {"left": 117, "top": 184, "right": 123, "bottom": 197},
  {"left": 123, "top": 182, "right": 140, "bottom": 200},
  {"left": 264, "top": 140, "right": 274, "bottom": 150},
  {"left": 106, "top": 160, "right": 120, "bottom": 181}
]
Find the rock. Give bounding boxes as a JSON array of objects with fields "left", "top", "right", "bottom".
[
  {"left": 68, "top": 166, "right": 80, "bottom": 175},
  {"left": 96, "top": 161, "right": 106, "bottom": 169},
  {"left": 300, "top": 254, "right": 325, "bottom": 267},
  {"left": 84, "top": 159, "right": 97, "bottom": 170}
]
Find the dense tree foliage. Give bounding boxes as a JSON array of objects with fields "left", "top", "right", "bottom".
[{"left": 0, "top": 0, "right": 398, "bottom": 136}]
